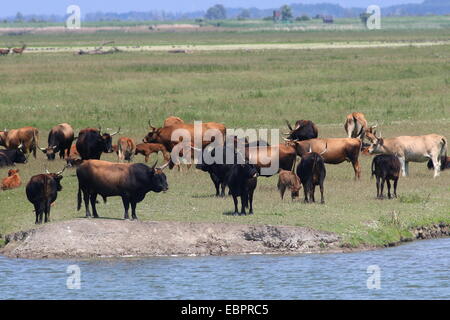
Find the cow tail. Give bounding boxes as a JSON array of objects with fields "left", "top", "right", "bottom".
[
  {"left": 32, "top": 129, "right": 38, "bottom": 159},
  {"left": 77, "top": 184, "right": 82, "bottom": 211},
  {"left": 440, "top": 137, "right": 447, "bottom": 158}
]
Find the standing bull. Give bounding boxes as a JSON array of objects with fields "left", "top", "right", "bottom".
[
  {"left": 296, "top": 146, "right": 327, "bottom": 203},
  {"left": 0, "top": 126, "right": 39, "bottom": 158},
  {"left": 76, "top": 127, "right": 120, "bottom": 160},
  {"left": 368, "top": 134, "right": 447, "bottom": 178},
  {"left": 40, "top": 123, "right": 75, "bottom": 160},
  {"left": 77, "top": 160, "right": 169, "bottom": 220},
  {"left": 371, "top": 154, "right": 401, "bottom": 199},
  {"left": 26, "top": 167, "right": 66, "bottom": 224}
]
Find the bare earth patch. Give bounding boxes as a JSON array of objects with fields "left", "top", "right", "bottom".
[{"left": 1, "top": 219, "right": 341, "bottom": 259}]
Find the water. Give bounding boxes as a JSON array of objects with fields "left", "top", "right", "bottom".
[{"left": 1, "top": 238, "right": 449, "bottom": 300}]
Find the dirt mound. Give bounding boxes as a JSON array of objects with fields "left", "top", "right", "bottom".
[{"left": 1, "top": 219, "right": 341, "bottom": 259}]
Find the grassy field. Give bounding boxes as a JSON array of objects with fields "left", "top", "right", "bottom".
[{"left": 0, "top": 27, "right": 449, "bottom": 248}]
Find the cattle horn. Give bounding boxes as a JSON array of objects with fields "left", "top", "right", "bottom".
[
  {"left": 308, "top": 145, "right": 312, "bottom": 153},
  {"left": 110, "top": 127, "right": 121, "bottom": 137},
  {"left": 148, "top": 120, "right": 156, "bottom": 130},
  {"left": 56, "top": 165, "right": 67, "bottom": 176},
  {"left": 158, "top": 162, "right": 170, "bottom": 171},
  {"left": 285, "top": 120, "right": 293, "bottom": 131},
  {"left": 151, "top": 160, "right": 158, "bottom": 170},
  {"left": 282, "top": 137, "right": 292, "bottom": 142},
  {"left": 45, "top": 166, "right": 50, "bottom": 174},
  {"left": 320, "top": 143, "right": 328, "bottom": 155},
  {"left": 39, "top": 147, "right": 47, "bottom": 152}
]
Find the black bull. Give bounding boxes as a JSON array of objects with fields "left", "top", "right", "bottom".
[{"left": 77, "top": 160, "right": 168, "bottom": 220}]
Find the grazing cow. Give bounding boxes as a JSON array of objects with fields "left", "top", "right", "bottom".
[
  {"left": 296, "top": 147, "right": 327, "bottom": 203},
  {"left": 76, "top": 127, "right": 120, "bottom": 160},
  {"left": 39, "top": 123, "right": 75, "bottom": 160},
  {"left": 117, "top": 137, "right": 136, "bottom": 162},
  {"left": 344, "top": 112, "right": 373, "bottom": 141},
  {"left": 227, "top": 163, "right": 259, "bottom": 216},
  {"left": 164, "top": 116, "right": 184, "bottom": 127},
  {"left": 12, "top": 44, "right": 26, "bottom": 54},
  {"left": 0, "top": 48, "right": 10, "bottom": 56},
  {"left": 284, "top": 120, "right": 318, "bottom": 141},
  {"left": 144, "top": 120, "right": 226, "bottom": 152},
  {"left": 0, "top": 149, "right": 27, "bottom": 167},
  {"left": 371, "top": 154, "right": 401, "bottom": 199},
  {"left": 368, "top": 134, "right": 447, "bottom": 178},
  {"left": 0, "top": 126, "right": 39, "bottom": 158},
  {"left": 1, "top": 169, "right": 21, "bottom": 190},
  {"left": 76, "top": 160, "right": 169, "bottom": 220},
  {"left": 427, "top": 156, "right": 450, "bottom": 171},
  {"left": 277, "top": 169, "right": 301, "bottom": 200},
  {"left": 135, "top": 143, "right": 171, "bottom": 163},
  {"left": 26, "top": 167, "right": 65, "bottom": 224},
  {"left": 288, "top": 138, "right": 362, "bottom": 179}
]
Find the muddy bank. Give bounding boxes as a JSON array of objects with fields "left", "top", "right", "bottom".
[{"left": 0, "top": 219, "right": 341, "bottom": 259}]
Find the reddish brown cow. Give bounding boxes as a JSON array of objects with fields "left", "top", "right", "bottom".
[
  {"left": 12, "top": 44, "right": 26, "bottom": 54},
  {"left": 117, "top": 137, "right": 136, "bottom": 162},
  {"left": 277, "top": 169, "right": 301, "bottom": 200},
  {"left": 0, "top": 126, "right": 39, "bottom": 158},
  {"left": 163, "top": 116, "right": 184, "bottom": 127},
  {"left": 39, "top": 123, "right": 75, "bottom": 160},
  {"left": 245, "top": 144, "right": 297, "bottom": 176},
  {"left": 1, "top": 169, "right": 21, "bottom": 190},
  {"left": 0, "top": 48, "right": 10, "bottom": 56},
  {"left": 288, "top": 138, "right": 362, "bottom": 179},
  {"left": 135, "top": 143, "right": 171, "bottom": 163}
]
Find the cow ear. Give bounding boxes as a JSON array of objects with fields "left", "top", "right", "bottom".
[{"left": 379, "top": 138, "right": 384, "bottom": 146}]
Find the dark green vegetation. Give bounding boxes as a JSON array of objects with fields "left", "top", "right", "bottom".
[{"left": 0, "top": 27, "right": 449, "bottom": 248}]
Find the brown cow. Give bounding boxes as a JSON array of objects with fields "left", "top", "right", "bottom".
[
  {"left": 144, "top": 120, "right": 226, "bottom": 154},
  {"left": 135, "top": 143, "right": 171, "bottom": 163},
  {"left": 288, "top": 138, "right": 362, "bottom": 179},
  {"left": 0, "top": 48, "right": 10, "bottom": 56},
  {"left": 1, "top": 169, "right": 21, "bottom": 190},
  {"left": 164, "top": 116, "right": 184, "bottom": 127},
  {"left": 12, "top": 44, "right": 26, "bottom": 54},
  {"left": 277, "top": 169, "right": 301, "bottom": 200},
  {"left": 0, "top": 126, "right": 39, "bottom": 158},
  {"left": 344, "top": 112, "right": 379, "bottom": 143},
  {"left": 117, "top": 137, "right": 136, "bottom": 163},
  {"left": 245, "top": 144, "right": 297, "bottom": 177}
]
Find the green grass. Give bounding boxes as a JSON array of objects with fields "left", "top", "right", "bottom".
[{"left": 0, "top": 29, "right": 449, "bottom": 248}]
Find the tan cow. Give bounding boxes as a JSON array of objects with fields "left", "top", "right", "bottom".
[
  {"left": 0, "top": 127, "right": 39, "bottom": 158},
  {"left": 368, "top": 134, "right": 447, "bottom": 178},
  {"left": 288, "top": 138, "right": 362, "bottom": 179},
  {"left": 245, "top": 144, "right": 297, "bottom": 176},
  {"left": 117, "top": 137, "right": 136, "bottom": 163},
  {"left": 163, "top": 116, "right": 184, "bottom": 127}
]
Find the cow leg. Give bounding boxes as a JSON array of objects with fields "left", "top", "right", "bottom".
[
  {"left": 380, "top": 178, "right": 385, "bottom": 199},
  {"left": 352, "top": 159, "right": 361, "bottom": 180},
  {"left": 386, "top": 179, "right": 392, "bottom": 199},
  {"left": 34, "top": 204, "right": 42, "bottom": 224},
  {"left": 393, "top": 178, "right": 398, "bottom": 198},
  {"left": 220, "top": 183, "right": 226, "bottom": 197},
  {"left": 248, "top": 189, "right": 254, "bottom": 215},
  {"left": 398, "top": 158, "right": 407, "bottom": 176},
  {"left": 320, "top": 183, "right": 325, "bottom": 204},
  {"left": 311, "top": 185, "right": 316, "bottom": 203},
  {"left": 232, "top": 195, "right": 239, "bottom": 216},
  {"left": 376, "top": 176, "right": 381, "bottom": 198},
  {"left": 90, "top": 193, "right": 99, "bottom": 218},
  {"left": 280, "top": 185, "right": 286, "bottom": 200},
  {"left": 131, "top": 201, "right": 138, "bottom": 220},
  {"left": 44, "top": 199, "right": 52, "bottom": 223},
  {"left": 432, "top": 156, "right": 441, "bottom": 178},
  {"left": 240, "top": 194, "right": 247, "bottom": 216},
  {"left": 405, "top": 161, "right": 410, "bottom": 176},
  {"left": 303, "top": 185, "right": 309, "bottom": 203},
  {"left": 122, "top": 197, "right": 130, "bottom": 220}
]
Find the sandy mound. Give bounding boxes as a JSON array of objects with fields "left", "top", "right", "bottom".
[{"left": 1, "top": 219, "right": 341, "bottom": 259}]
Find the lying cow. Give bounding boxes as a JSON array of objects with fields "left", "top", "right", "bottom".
[
  {"left": 371, "top": 154, "right": 400, "bottom": 199},
  {"left": 277, "top": 169, "right": 301, "bottom": 200},
  {"left": 76, "top": 160, "right": 168, "bottom": 220},
  {"left": 368, "top": 134, "right": 447, "bottom": 178},
  {"left": 1, "top": 169, "right": 21, "bottom": 190},
  {"left": 0, "top": 149, "right": 27, "bottom": 167},
  {"left": 26, "top": 167, "right": 65, "bottom": 224},
  {"left": 296, "top": 146, "right": 327, "bottom": 203}
]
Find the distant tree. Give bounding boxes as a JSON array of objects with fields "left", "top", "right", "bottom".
[
  {"left": 280, "top": 5, "right": 293, "bottom": 21},
  {"left": 296, "top": 14, "right": 310, "bottom": 21},
  {"left": 359, "top": 12, "right": 371, "bottom": 24},
  {"left": 237, "top": 9, "right": 251, "bottom": 20},
  {"left": 15, "top": 12, "right": 24, "bottom": 23},
  {"left": 205, "top": 4, "right": 227, "bottom": 20}
]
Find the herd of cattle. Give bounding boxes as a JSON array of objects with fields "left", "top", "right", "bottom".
[{"left": 0, "top": 113, "right": 448, "bottom": 223}]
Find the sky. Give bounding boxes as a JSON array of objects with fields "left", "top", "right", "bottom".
[{"left": 0, "top": 0, "right": 425, "bottom": 16}]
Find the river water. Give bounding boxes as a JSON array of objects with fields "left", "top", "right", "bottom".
[{"left": 1, "top": 237, "right": 449, "bottom": 300}]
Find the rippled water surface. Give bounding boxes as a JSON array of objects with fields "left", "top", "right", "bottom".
[{"left": 1, "top": 238, "right": 449, "bottom": 299}]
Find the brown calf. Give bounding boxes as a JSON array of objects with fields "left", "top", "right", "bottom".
[
  {"left": 1, "top": 169, "right": 21, "bottom": 190},
  {"left": 117, "top": 137, "right": 136, "bottom": 163},
  {"left": 277, "top": 169, "right": 301, "bottom": 200},
  {"left": 135, "top": 143, "right": 171, "bottom": 163}
]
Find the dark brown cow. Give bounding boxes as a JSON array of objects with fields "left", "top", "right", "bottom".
[
  {"left": 371, "top": 154, "right": 401, "bottom": 199},
  {"left": 117, "top": 137, "right": 136, "bottom": 162},
  {"left": 284, "top": 120, "right": 318, "bottom": 141},
  {"left": 76, "top": 160, "right": 168, "bottom": 220},
  {"left": 0, "top": 48, "right": 10, "bottom": 56},
  {"left": 26, "top": 167, "right": 65, "bottom": 224},
  {"left": 288, "top": 138, "right": 362, "bottom": 179},
  {"left": 144, "top": 121, "right": 226, "bottom": 152},
  {"left": 135, "top": 143, "right": 171, "bottom": 163},
  {"left": 163, "top": 116, "right": 184, "bottom": 127},
  {"left": 0, "top": 126, "right": 39, "bottom": 158},
  {"left": 76, "top": 127, "right": 120, "bottom": 160},
  {"left": 39, "top": 123, "right": 75, "bottom": 160}
]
